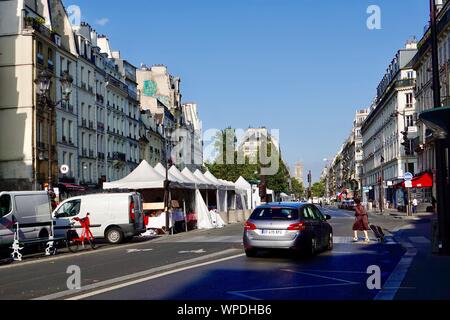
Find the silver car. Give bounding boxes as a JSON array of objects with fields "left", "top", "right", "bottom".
[{"left": 243, "top": 202, "right": 333, "bottom": 257}]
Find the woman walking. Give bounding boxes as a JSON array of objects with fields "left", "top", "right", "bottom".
[{"left": 353, "top": 198, "right": 370, "bottom": 242}]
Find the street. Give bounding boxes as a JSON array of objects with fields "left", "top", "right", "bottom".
[{"left": 1, "top": 207, "right": 432, "bottom": 301}]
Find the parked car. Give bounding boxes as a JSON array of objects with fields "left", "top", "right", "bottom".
[
  {"left": 243, "top": 202, "right": 333, "bottom": 257},
  {"left": 346, "top": 199, "right": 356, "bottom": 211},
  {"left": 53, "top": 192, "right": 146, "bottom": 244},
  {"left": 0, "top": 191, "right": 53, "bottom": 248}
]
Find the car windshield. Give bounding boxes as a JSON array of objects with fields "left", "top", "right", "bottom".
[{"left": 250, "top": 207, "right": 299, "bottom": 220}]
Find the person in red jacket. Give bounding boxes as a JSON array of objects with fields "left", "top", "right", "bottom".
[{"left": 352, "top": 198, "right": 370, "bottom": 242}]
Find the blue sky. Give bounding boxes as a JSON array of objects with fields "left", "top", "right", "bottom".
[{"left": 64, "top": 0, "right": 428, "bottom": 182}]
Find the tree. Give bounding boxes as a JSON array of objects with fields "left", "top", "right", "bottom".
[
  {"left": 311, "top": 180, "right": 326, "bottom": 198},
  {"left": 205, "top": 128, "right": 291, "bottom": 194},
  {"left": 291, "top": 179, "right": 305, "bottom": 199}
]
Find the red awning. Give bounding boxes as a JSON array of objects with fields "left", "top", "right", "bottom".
[{"left": 401, "top": 172, "right": 433, "bottom": 189}]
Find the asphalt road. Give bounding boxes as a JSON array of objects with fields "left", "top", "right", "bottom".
[{"left": 0, "top": 207, "right": 410, "bottom": 300}]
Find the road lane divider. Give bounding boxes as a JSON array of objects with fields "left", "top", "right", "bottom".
[{"left": 33, "top": 249, "right": 243, "bottom": 300}]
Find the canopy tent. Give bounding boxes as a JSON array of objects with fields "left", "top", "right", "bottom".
[
  {"left": 169, "top": 166, "right": 198, "bottom": 187},
  {"left": 181, "top": 168, "right": 213, "bottom": 189},
  {"left": 194, "top": 170, "right": 221, "bottom": 189},
  {"left": 235, "top": 176, "right": 253, "bottom": 208},
  {"left": 154, "top": 163, "right": 196, "bottom": 189},
  {"left": 103, "top": 160, "right": 180, "bottom": 190},
  {"left": 203, "top": 171, "right": 230, "bottom": 190}
]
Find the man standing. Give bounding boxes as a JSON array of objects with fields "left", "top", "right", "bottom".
[{"left": 412, "top": 198, "right": 418, "bottom": 214}]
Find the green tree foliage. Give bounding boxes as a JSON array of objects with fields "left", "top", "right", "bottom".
[
  {"left": 291, "top": 179, "right": 305, "bottom": 199},
  {"left": 205, "top": 128, "right": 291, "bottom": 194},
  {"left": 311, "top": 180, "right": 326, "bottom": 197}
]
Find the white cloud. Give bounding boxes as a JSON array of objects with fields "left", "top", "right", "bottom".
[{"left": 96, "top": 18, "right": 109, "bottom": 26}]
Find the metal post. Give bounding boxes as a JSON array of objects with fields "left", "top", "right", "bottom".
[
  {"left": 430, "top": 0, "right": 450, "bottom": 254},
  {"left": 164, "top": 160, "right": 170, "bottom": 233},
  {"left": 47, "top": 101, "right": 53, "bottom": 191}
]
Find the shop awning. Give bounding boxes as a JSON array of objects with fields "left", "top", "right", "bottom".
[{"left": 398, "top": 172, "right": 433, "bottom": 188}]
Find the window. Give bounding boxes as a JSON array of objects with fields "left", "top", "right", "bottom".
[
  {"left": 55, "top": 199, "right": 81, "bottom": 218},
  {"left": 0, "top": 194, "right": 12, "bottom": 218},
  {"left": 406, "top": 115, "right": 415, "bottom": 127},
  {"left": 406, "top": 93, "right": 413, "bottom": 108},
  {"left": 250, "top": 207, "right": 299, "bottom": 221}
]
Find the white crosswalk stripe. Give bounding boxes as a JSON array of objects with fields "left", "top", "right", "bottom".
[
  {"left": 333, "top": 236, "right": 397, "bottom": 245},
  {"left": 176, "top": 235, "right": 243, "bottom": 243}
]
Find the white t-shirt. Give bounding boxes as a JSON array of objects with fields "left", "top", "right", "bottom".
[{"left": 412, "top": 199, "right": 418, "bottom": 206}]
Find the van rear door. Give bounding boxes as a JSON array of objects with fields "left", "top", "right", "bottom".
[
  {"left": 131, "top": 193, "right": 144, "bottom": 231},
  {"left": 0, "top": 193, "right": 14, "bottom": 246}
]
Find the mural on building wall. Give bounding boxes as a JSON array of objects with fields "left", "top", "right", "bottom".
[
  {"left": 143, "top": 80, "right": 157, "bottom": 97},
  {"left": 156, "top": 95, "right": 170, "bottom": 107}
]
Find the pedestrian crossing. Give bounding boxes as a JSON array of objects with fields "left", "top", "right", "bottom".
[{"left": 170, "top": 235, "right": 398, "bottom": 245}]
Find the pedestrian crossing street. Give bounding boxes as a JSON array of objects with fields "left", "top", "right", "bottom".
[{"left": 171, "top": 235, "right": 398, "bottom": 245}]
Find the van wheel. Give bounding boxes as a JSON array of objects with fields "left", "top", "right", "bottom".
[{"left": 106, "top": 227, "right": 123, "bottom": 244}]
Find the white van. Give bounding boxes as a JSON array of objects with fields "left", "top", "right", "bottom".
[
  {"left": 53, "top": 192, "right": 146, "bottom": 244},
  {"left": 0, "top": 191, "right": 53, "bottom": 248}
]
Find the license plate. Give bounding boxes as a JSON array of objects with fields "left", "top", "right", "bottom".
[{"left": 261, "top": 230, "right": 284, "bottom": 236}]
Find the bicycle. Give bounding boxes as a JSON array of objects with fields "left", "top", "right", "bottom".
[{"left": 66, "top": 213, "right": 96, "bottom": 252}]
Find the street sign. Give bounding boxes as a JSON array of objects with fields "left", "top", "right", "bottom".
[
  {"left": 405, "top": 181, "right": 413, "bottom": 188},
  {"left": 404, "top": 172, "right": 413, "bottom": 181},
  {"left": 60, "top": 164, "right": 69, "bottom": 175}
]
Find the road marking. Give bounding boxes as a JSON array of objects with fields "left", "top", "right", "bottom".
[
  {"left": 281, "top": 269, "right": 359, "bottom": 284},
  {"left": 227, "top": 283, "right": 357, "bottom": 300},
  {"left": 408, "top": 236, "right": 431, "bottom": 244},
  {"left": 66, "top": 253, "right": 245, "bottom": 300},
  {"left": 126, "top": 249, "right": 153, "bottom": 253},
  {"left": 33, "top": 249, "right": 243, "bottom": 300},
  {"left": 179, "top": 249, "right": 206, "bottom": 254},
  {"left": 374, "top": 240, "right": 417, "bottom": 300},
  {"left": 175, "top": 236, "right": 243, "bottom": 243}
]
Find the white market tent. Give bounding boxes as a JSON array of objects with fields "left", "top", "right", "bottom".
[
  {"left": 194, "top": 170, "right": 222, "bottom": 189},
  {"left": 169, "top": 166, "right": 198, "bottom": 188},
  {"left": 235, "top": 176, "right": 252, "bottom": 210},
  {"left": 103, "top": 160, "right": 178, "bottom": 190},
  {"left": 154, "top": 163, "right": 195, "bottom": 189},
  {"left": 181, "top": 168, "right": 213, "bottom": 189},
  {"left": 204, "top": 171, "right": 231, "bottom": 190}
]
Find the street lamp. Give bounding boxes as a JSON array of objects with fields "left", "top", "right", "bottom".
[
  {"left": 163, "top": 126, "right": 174, "bottom": 234},
  {"left": 34, "top": 70, "right": 73, "bottom": 191}
]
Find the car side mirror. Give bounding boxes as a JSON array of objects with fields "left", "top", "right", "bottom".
[{"left": 325, "top": 214, "right": 332, "bottom": 220}]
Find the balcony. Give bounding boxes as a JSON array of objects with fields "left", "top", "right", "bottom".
[
  {"left": 82, "top": 148, "right": 87, "bottom": 157},
  {"left": 47, "top": 59, "right": 54, "bottom": 71},
  {"left": 96, "top": 94, "right": 104, "bottom": 104},
  {"left": 81, "top": 118, "right": 87, "bottom": 128},
  {"left": 112, "top": 152, "right": 126, "bottom": 162},
  {"left": 98, "top": 152, "right": 105, "bottom": 160},
  {"left": 97, "top": 122, "right": 105, "bottom": 132},
  {"left": 89, "top": 121, "right": 94, "bottom": 130},
  {"left": 36, "top": 53, "right": 44, "bottom": 65},
  {"left": 37, "top": 141, "right": 46, "bottom": 150}
]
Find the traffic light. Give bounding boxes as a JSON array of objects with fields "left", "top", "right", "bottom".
[
  {"left": 307, "top": 171, "right": 312, "bottom": 184},
  {"left": 401, "top": 130, "right": 411, "bottom": 155}
]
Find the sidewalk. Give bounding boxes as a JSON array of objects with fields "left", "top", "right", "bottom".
[
  {"left": 368, "top": 207, "right": 434, "bottom": 221},
  {"left": 390, "top": 213, "right": 450, "bottom": 300}
]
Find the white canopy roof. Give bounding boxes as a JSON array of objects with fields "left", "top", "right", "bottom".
[
  {"left": 103, "top": 160, "right": 172, "bottom": 190},
  {"left": 218, "top": 178, "right": 236, "bottom": 191},
  {"left": 194, "top": 170, "right": 222, "bottom": 189},
  {"left": 235, "top": 176, "right": 251, "bottom": 190},
  {"left": 153, "top": 163, "right": 195, "bottom": 189},
  {"left": 181, "top": 168, "right": 213, "bottom": 189},
  {"left": 169, "top": 166, "right": 197, "bottom": 189},
  {"left": 204, "top": 171, "right": 232, "bottom": 190}
]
